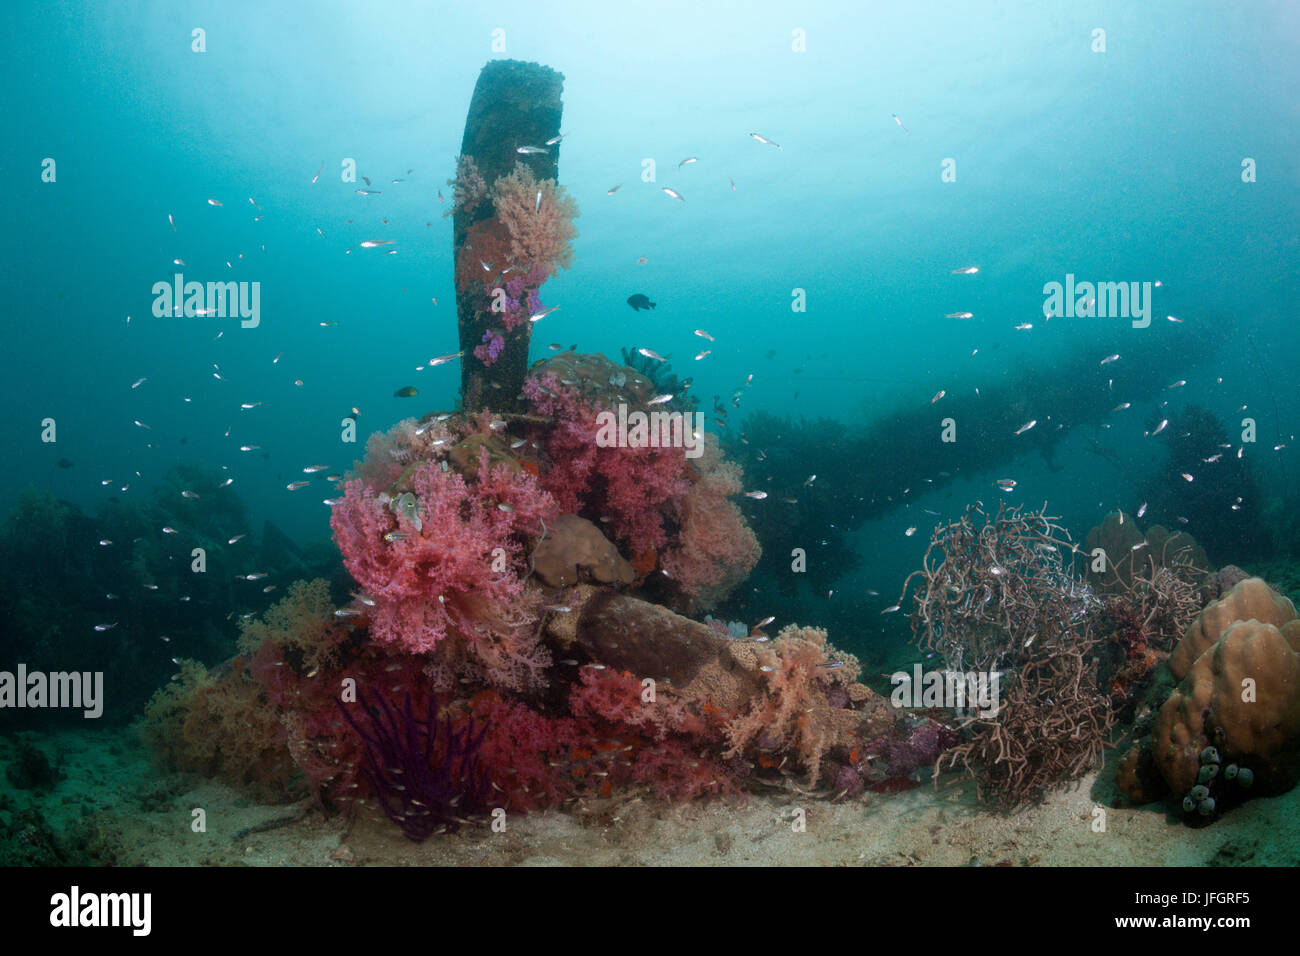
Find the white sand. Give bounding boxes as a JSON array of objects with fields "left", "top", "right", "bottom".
[{"left": 14, "top": 726, "right": 1293, "bottom": 866}]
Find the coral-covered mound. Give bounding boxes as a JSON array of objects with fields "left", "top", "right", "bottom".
[
  {"left": 1116, "top": 577, "right": 1300, "bottom": 821},
  {"left": 141, "top": 364, "right": 930, "bottom": 841},
  {"left": 523, "top": 352, "right": 760, "bottom": 612}
]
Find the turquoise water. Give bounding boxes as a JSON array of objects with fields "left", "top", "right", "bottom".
[
  {"left": 6, "top": 0, "right": 1296, "bottom": 546},
  {"left": 2, "top": 0, "right": 1299, "bottom": 868}
]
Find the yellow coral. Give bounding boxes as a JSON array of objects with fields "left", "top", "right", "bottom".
[{"left": 237, "top": 578, "right": 350, "bottom": 675}]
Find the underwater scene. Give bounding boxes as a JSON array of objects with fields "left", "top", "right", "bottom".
[{"left": 3, "top": 0, "right": 1300, "bottom": 887}]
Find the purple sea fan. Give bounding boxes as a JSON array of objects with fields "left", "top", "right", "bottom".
[{"left": 338, "top": 689, "right": 493, "bottom": 841}]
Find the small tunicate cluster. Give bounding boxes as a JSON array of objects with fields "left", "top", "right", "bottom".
[{"left": 1180, "top": 741, "right": 1255, "bottom": 822}]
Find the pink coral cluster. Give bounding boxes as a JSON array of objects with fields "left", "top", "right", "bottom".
[
  {"left": 330, "top": 453, "right": 557, "bottom": 655},
  {"left": 661, "top": 442, "right": 762, "bottom": 612},
  {"left": 523, "top": 372, "right": 689, "bottom": 559}
]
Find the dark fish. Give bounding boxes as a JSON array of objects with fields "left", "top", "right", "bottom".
[
  {"left": 56, "top": 458, "right": 74, "bottom": 469},
  {"left": 394, "top": 386, "right": 418, "bottom": 398},
  {"left": 626, "top": 294, "right": 656, "bottom": 311}
]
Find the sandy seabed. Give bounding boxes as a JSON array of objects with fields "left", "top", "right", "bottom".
[{"left": 8, "top": 726, "right": 1294, "bottom": 868}]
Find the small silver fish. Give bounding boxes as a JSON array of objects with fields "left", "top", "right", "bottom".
[
  {"left": 945, "top": 312, "right": 974, "bottom": 319},
  {"left": 1100, "top": 354, "right": 1120, "bottom": 365},
  {"left": 679, "top": 156, "right": 698, "bottom": 167},
  {"left": 647, "top": 394, "right": 673, "bottom": 405},
  {"left": 516, "top": 145, "right": 548, "bottom": 154},
  {"left": 286, "top": 480, "right": 310, "bottom": 491},
  {"left": 662, "top": 187, "right": 685, "bottom": 202},
  {"left": 744, "top": 491, "right": 768, "bottom": 500},
  {"left": 749, "top": 132, "right": 781, "bottom": 149},
  {"left": 637, "top": 347, "right": 667, "bottom": 362},
  {"left": 1015, "top": 420, "right": 1037, "bottom": 435}
]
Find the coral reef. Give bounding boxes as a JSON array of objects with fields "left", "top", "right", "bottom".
[{"left": 1117, "top": 578, "right": 1300, "bottom": 822}]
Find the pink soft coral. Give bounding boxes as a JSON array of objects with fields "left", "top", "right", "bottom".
[
  {"left": 523, "top": 373, "right": 689, "bottom": 557},
  {"left": 661, "top": 441, "right": 761, "bottom": 612},
  {"left": 330, "top": 455, "right": 557, "bottom": 655}
]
